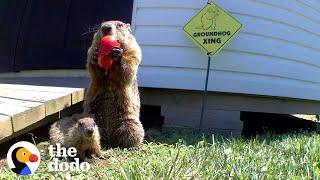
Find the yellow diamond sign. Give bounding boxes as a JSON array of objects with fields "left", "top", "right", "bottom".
[{"left": 183, "top": 2, "right": 242, "bottom": 56}]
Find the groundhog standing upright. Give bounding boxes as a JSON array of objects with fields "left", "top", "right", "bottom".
[{"left": 84, "top": 20, "right": 144, "bottom": 148}]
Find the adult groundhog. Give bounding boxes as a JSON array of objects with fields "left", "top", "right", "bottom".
[
  {"left": 84, "top": 20, "right": 144, "bottom": 148},
  {"left": 49, "top": 114, "right": 102, "bottom": 161}
]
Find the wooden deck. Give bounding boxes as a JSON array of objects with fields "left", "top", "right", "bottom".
[{"left": 0, "top": 83, "right": 85, "bottom": 143}]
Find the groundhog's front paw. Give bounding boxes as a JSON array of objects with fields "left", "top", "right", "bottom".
[{"left": 112, "top": 47, "right": 123, "bottom": 62}]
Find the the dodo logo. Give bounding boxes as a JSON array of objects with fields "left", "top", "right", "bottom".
[{"left": 7, "top": 141, "right": 40, "bottom": 176}]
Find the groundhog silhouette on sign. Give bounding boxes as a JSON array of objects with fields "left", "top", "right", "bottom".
[{"left": 198, "top": 6, "right": 220, "bottom": 30}]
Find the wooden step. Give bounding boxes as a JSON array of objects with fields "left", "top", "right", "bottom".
[{"left": 0, "top": 84, "right": 85, "bottom": 143}]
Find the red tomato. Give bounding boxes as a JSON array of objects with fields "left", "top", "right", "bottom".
[{"left": 97, "top": 36, "right": 120, "bottom": 69}]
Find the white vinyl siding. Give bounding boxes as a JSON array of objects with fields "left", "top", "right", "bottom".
[{"left": 132, "top": 0, "right": 320, "bottom": 101}]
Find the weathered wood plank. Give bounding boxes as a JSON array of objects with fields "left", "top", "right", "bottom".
[
  {"left": 0, "top": 97, "right": 45, "bottom": 133},
  {"left": 71, "top": 89, "right": 85, "bottom": 104},
  {"left": 0, "top": 83, "right": 81, "bottom": 92},
  {"left": 0, "top": 102, "right": 45, "bottom": 132},
  {"left": 0, "top": 84, "right": 85, "bottom": 104},
  {"left": 0, "top": 88, "right": 71, "bottom": 115},
  {"left": 0, "top": 88, "right": 69, "bottom": 102},
  {"left": 0, "top": 77, "right": 89, "bottom": 88},
  {"left": 0, "top": 83, "right": 85, "bottom": 143},
  {"left": 0, "top": 112, "right": 60, "bottom": 144},
  {"left": 0, "top": 94, "right": 45, "bottom": 141},
  {"left": 45, "top": 95, "right": 71, "bottom": 116},
  {"left": 0, "top": 101, "right": 84, "bottom": 144},
  {"left": 0, "top": 97, "right": 44, "bottom": 108},
  {"left": 0, "top": 114, "right": 13, "bottom": 141}
]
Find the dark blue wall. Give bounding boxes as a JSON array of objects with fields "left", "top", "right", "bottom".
[{"left": 0, "top": 0, "right": 133, "bottom": 72}]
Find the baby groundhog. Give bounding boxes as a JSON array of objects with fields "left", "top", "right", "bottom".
[
  {"left": 49, "top": 114, "right": 102, "bottom": 161},
  {"left": 84, "top": 20, "right": 144, "bottom": 148}
]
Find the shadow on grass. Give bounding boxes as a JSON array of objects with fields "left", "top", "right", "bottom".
[
  {"left": 241, "top": 112, "right": 319, "bottom": 137},
  {"left": 145, "top": 129, "right": 320, "bottom": 147},
  {"left": 145, "top": 132, "right": 210, "bottom": 146}
]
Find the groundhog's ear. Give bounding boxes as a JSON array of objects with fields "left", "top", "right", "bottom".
[
  {"left": 126, "top": 23, "right": 132, "bottom": 32},
  {"left": 216, "top": 9, "right": 220, "bottom": 16}
]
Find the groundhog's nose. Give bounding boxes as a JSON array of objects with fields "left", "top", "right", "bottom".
[
  {"left": 101, "top": 25, "right": 113, "bottom": 35},
  {"left": 86, "top": 128, "right": 94, "bottom": 136}
]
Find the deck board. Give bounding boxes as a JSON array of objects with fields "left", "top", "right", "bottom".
[
  {"left": 0, "top": 84, "right": 85, "bottom": 104},
  {"left": 0, "top": 103, "right": 43, "bottom": 133},
  {"left": 0, "top": 84, "right": 85, "bottom": 142},
  {"left": 0, "top": 88, "right": 71, "bottom": 115},
  {"left": 0, "top": 97, "right": 45, "bottom": 132},
  {"left": 0, "top": 114, "right": 12, "bottom": 140},
  {"left": 0, "top": 97, "right": 44, "bottom": 108}
]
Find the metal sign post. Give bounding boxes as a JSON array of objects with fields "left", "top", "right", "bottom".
[{"left": 199, "top": 54, "right": 212, "bottom": 130}]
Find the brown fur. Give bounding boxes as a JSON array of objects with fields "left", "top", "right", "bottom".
[
  {"left": 83, "top": 20, "right": 144, "bottom": 148},
  {"left": 49, "top": 113, "right": 102, "bottom": 160}
]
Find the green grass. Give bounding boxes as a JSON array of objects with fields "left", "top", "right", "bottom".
[{"left": 1, "top": 132, "right": 320, "bottom": 179}]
